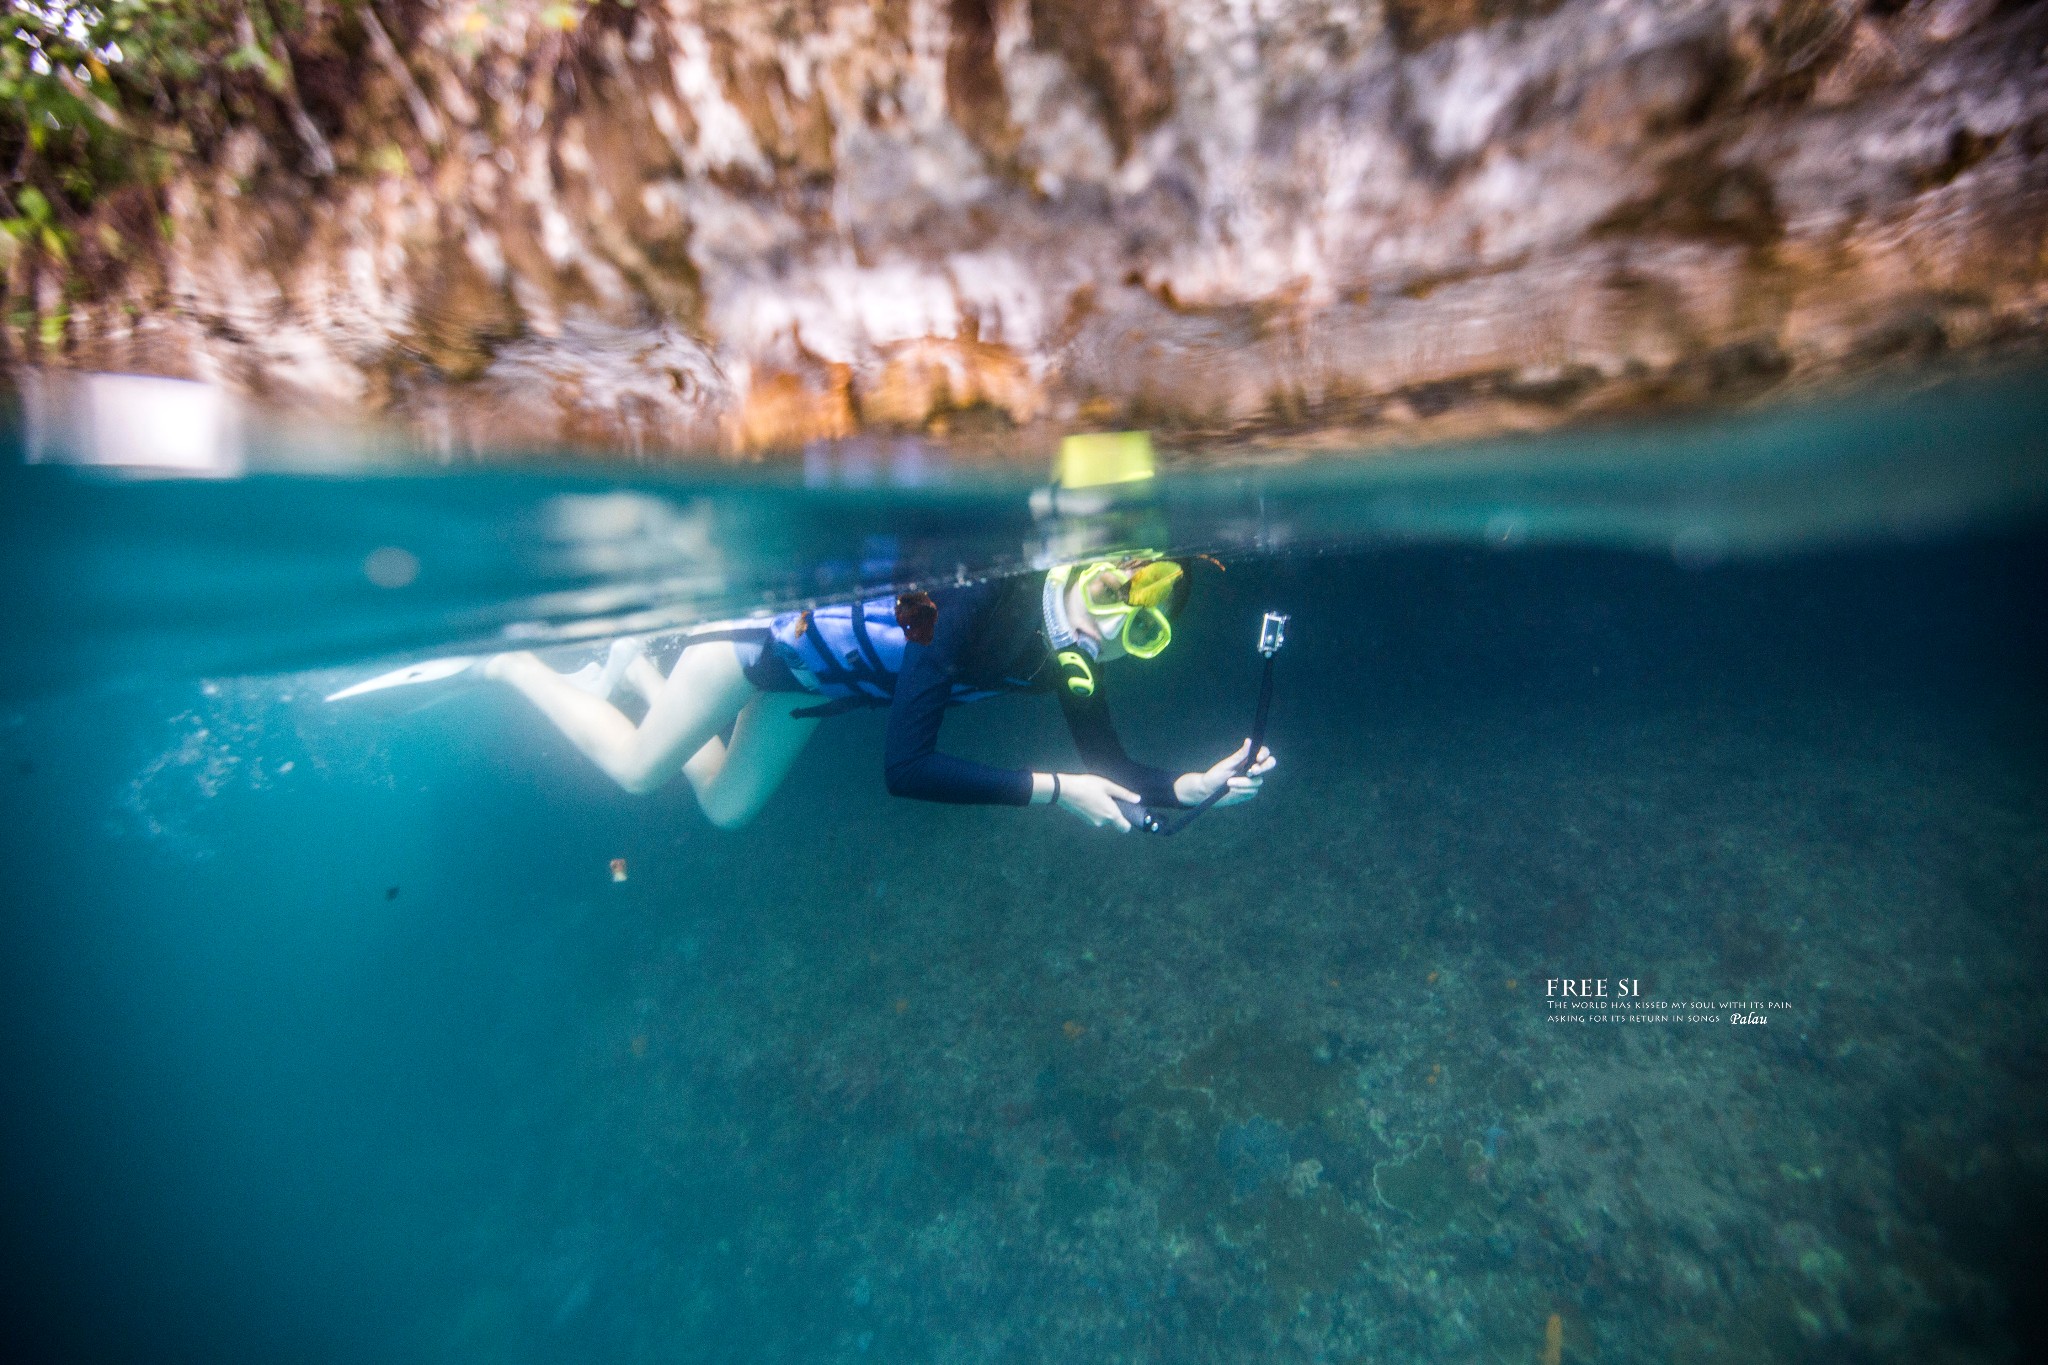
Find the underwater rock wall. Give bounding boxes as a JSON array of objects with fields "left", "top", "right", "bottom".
[{"left": 18, "top": 0, "right": 2048, "bottom": 456}]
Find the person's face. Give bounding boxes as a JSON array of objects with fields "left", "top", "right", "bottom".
[{"left": 1066, "top": 568, "right": 1132, "bottom": 662}]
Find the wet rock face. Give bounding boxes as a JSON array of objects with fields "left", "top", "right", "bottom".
[{"left": 26, "top": 0, "right": 2048, "bottom": 456}]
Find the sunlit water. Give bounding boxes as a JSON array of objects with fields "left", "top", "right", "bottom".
[{"left": 2, "top": 369, "right": 2046, "bottom": 1364}]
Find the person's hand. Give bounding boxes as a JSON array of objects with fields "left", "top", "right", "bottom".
[
  {"left": 1173, "top": 740, "right": 1277, "bottom": 808},
  {"left": 1056, "top": 773, "right": 1141, "bottom": 832}
]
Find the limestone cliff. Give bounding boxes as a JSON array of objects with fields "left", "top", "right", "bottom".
[{"left": 9, "top": 0, "right": 2047, "bottom": 457}]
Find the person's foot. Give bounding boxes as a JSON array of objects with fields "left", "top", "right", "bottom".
[{"left": 564, "top": 638, "right": 645, "bottom": 698}]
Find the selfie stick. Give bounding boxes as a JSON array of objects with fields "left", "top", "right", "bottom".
[{"left": 1126, "top": 611, "right": 1287, "bottom": 838}]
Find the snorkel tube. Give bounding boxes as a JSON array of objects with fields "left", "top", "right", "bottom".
[{"left": 1116, "top": 609, "right": 1288, "bottom": 837}]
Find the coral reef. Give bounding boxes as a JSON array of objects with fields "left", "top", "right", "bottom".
[{"left": 417, "top": 540, "right": 2048, "bottom": 1362}]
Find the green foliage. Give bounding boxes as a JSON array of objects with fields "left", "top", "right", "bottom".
[
  {"left": 2, "top": 1, "right": 335, "bottom": 264},
  {"left": 1, "top": 180, "right": 70, "bottom": 258}
]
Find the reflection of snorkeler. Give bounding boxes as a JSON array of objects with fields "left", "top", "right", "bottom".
[{"left": 484, "top": 556, "right": 1277, "bottom": 831}]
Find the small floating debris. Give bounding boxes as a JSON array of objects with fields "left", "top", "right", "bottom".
[{"left": 610, "top": 858, "right": 628, "bottom": 883}]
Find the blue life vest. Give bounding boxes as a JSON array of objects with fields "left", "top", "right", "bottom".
[{"left": 765, "top": 595, "right": 1011, "bottom": 718}]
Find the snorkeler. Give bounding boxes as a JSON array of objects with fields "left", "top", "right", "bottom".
[{"left": 482, "top": 554, "right": 1276, "bottom": 832}]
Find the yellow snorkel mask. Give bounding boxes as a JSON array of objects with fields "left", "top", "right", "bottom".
[{"left": 1076, "top": 558, "right": 1182, "bottom": 660}]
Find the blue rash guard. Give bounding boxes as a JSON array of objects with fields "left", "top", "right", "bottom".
[
  {"left": 880, "top": 578, "right": 1183, "bottom": 808},
  {"left": 735, "top": 574, "right": 1182, "bottom": 809}
]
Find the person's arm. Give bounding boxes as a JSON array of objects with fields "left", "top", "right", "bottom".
[
  {"left": 882, "top": 657, "right": 1033, "bottom": 804},
  {"left": 880, "top": 585, "right": 1150, "bottom": 829},
  {"left": 1057, "top": 678, "right": 1184, "bottom": 808},
  {"left": 882, "top": 585, "right": 1035, "bottom": 805}
]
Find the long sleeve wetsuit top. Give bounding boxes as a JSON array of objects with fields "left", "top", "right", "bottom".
[{"left": 880, "top": 578, "right": 1183, "bottom": 808}]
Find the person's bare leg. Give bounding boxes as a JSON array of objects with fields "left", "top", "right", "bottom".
[
  {"left": 486, "top": 640, "right": 754, "bottom": 794},
  {"left": 680, "top": 691, "right": 821, "bottom": 829}
]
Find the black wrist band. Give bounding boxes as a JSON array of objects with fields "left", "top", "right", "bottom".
[{"left": 1049, "top": 773, "right": 1061, "bottom": 806}]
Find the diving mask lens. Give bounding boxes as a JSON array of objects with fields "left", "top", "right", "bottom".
[
  {"left": 1078, "top": 563, "right": 1125, "bottom": 614},
  {"left": 1122, "top": 606, "right": 1171, "bottom": 658},
  {"left": 1073, "top": 560, "right": 1174, "bottom": 659}
]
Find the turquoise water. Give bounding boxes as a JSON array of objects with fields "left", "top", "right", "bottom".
[{"left": 2, "top": 368, "right": 2046, "bottom": 1363}]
